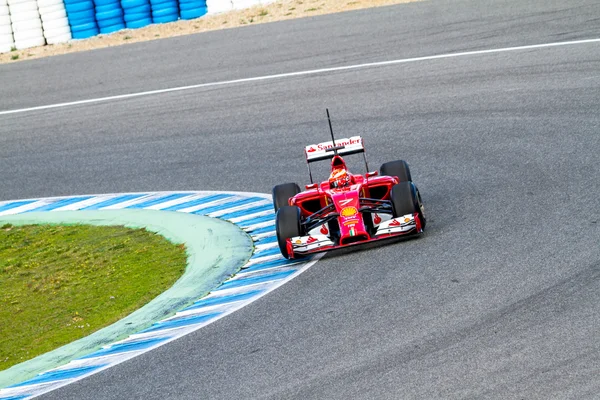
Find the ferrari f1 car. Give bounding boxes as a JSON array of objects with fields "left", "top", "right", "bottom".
[{"left": 272, "top": 116, "right": 426, "bottom": 259}]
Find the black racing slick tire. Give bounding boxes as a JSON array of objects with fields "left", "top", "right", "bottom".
[
  {"left": 272, "top": 183, "right": 301, "bottom": 212},
  {"left": 390, "top": 182, "right": 426, "bottom": 229},
  {"left": 380, "top": 160, "right": 412, "bottom": 182},
  {"left": 276, "top": 205, "right": 303, "bottom": 259}
]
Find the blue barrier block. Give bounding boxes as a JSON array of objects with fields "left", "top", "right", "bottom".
[
  {"left": 152, "top": 1, "right": 177, "bottom": 9},
  {"left": 99, "top": 22, "right": 125, "bottom": 33},
  {"left": 178, "top": 0, "right": 205, "bottom": 11},
  {"left": 150, "top": 0, "right": 176, "bottom": 6},
  {"left": 121, "top": 0, "right": 147, "bottom": 8},
  {"left": 97, "top": 15, "right": 124, "bottom": 27},
  {"left": 94, "top": 0, "right": 120, "bottom": 6},
  {"left": 152, "top": 3, "right": 178, "bottom": 12},
  {"left": 152, "top": 12, "right": 178, "bottom": 22},
  {"left": 65, "top": 0, "right": 94, "bottom": 13},
  {"left": 96, "top": 8, "right": 123, "bottom": 20},
  {"left": 124, "top": 3, "right": 150, "bottom": 13},
  {"left": 70, "top": 21, "right": 97, "bottom": 31},
  {"left": 71, "top": 26, "right": 99, "bottom": 38},
  {"left": 125, "top": 17, "right": 152, "bottom": 28},
  {"left": 67, "top": 8, "right": 95, "bottom": 19},
  {"left": 124, "top": 11, "right": 150, "bottom": 21},
  {"left": 178, "top": 0, "right": 205, "bottom": 5},
  {"left": 179, "top": 6, "right": 206, "bottom": 19},
  {"left": 70, "top": 16, "right": 96, "bottom": 25},
  {"left": 95, "top": 5, "right": 123, "bottom": 15},
  {"left": 178, "top": 1, "right": 199, "bottom": 10},
  {"left": 152, "top": 6, "right": 177, "bottom": 17}
]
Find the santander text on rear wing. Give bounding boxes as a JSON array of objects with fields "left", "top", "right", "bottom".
[{"left": 304, "top": 136, "right": 365, "bottom": 163}]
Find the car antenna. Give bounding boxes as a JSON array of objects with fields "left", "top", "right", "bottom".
[{"left": 326, "top": 108, "right": 338, "bottom": 155}]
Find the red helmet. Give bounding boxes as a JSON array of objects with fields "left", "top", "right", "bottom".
[{"left": 329, "top": 167, "right": 350, "bottom": 188}]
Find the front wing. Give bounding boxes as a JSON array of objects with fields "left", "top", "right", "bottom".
[{"left": 286, "top": 212, "right": 422, "bottom": 258}]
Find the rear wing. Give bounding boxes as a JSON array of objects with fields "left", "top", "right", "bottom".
[
  {"left": 304, "top": 136, "right": 365, "bottom": 163},
  {"left": 304, "top": 135, "right": 370, "bottom": 183}
]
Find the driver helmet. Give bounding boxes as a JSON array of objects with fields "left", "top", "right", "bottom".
[
  {"left": 329, "top": 155, "right": 351, "bottom": 188},
  {"left": 329, "top": 167, "right": 350, "bottom": 188}
]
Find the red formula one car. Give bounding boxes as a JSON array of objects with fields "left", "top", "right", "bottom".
[{"left": 273, "top": 119, "right": 426, "bottom": 259}]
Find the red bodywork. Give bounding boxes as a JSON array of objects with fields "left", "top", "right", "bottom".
[
  {"left": 276, "top": 135, "right": 423, "bottom": 259},
  {"left": 285, "top": 172, "right": 420, "bottom": 258},
  {"left": 292, "top": 175, "right": 393, "bottom": 239}
]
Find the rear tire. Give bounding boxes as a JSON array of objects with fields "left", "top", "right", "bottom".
[
  {"left": 272, "top": 182, "right": 301, "bottom": 212},
  {"left": 380, "top": 160, "right": 412, "bottom": 182},
  {"left": 390, "top": 182, "right": 426, "bottom": 229},
  {"left": 276, "top": 206, "right": 303, "bottom": 259}
]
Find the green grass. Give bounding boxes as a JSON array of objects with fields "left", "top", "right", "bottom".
[{"left": 0, "top": 224, "right": 187, "bottom": 371}]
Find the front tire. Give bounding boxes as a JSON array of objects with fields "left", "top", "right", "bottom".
[
  {"left": 276, "top": 205, "right": 304, "bottom": 259},
  {"left": 390, "top": 182, "right": 426, "bottom": 229},
  {"left": 272, "top": 183, "right": 301, "bottom": 212},
  {"left": 380, "top": 160, "right": 412, "bottom": 182}
]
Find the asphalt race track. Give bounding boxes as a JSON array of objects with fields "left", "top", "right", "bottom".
[{"left": 1, "top": 0, "right": 600, "bottom": 398}]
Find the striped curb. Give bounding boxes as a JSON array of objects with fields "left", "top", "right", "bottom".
[{"left": 0, "top": 191, "right": 322, "bottom": 400}]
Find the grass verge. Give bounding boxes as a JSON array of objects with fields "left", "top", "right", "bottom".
[{"left": 0, "top": 223, "right": 187, "bottom": 372}]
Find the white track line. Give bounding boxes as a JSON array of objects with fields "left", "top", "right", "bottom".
[{"left": 1, "top": 38, "right": 599, "bottom": 116}]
